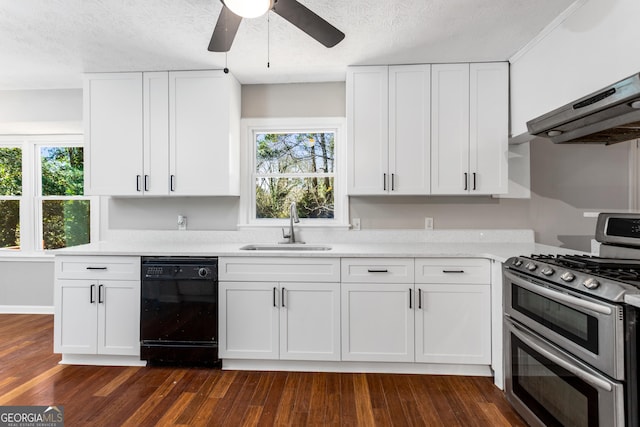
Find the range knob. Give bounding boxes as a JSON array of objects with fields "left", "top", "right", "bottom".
[
  {"left": 560, "top": 271, "right": 575, "bottom": 282},
  {"left": 525, "top": 262, "right": 537, "bottom": 271},
  {"left": 541, "top": 267, "right": 555, "bottom": 276},
  {"left": 198, "top": 268, "right": 209, "bottom": 278},
  {"left": 583, "top": 278, "right": 600, "bottom": 290},
  {"left": 513, "top": 259, "right": 523, "bottom": 267}
]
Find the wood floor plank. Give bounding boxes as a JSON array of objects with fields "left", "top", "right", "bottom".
[{"left": 0, "top": 314, "right": 528, "bottom": 426}]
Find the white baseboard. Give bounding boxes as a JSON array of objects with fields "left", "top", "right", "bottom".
[{"left": 0, "top": 305, "right": 54, "bottom": 314}]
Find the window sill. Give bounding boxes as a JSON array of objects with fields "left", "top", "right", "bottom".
[
  {"left": 237, "top": 223, "right": 352, "bottom": 231},
  {"left": 0, "top": 251, "right": 54, "bottom": 262}
]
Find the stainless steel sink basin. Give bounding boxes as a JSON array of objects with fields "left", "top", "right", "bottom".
[{"left": 239, "top": 244, "right": 332, "bottom": 251}]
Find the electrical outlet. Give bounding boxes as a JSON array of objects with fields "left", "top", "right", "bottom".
[
  {"left": 177, "top": 215, "right": 187, "bottom": 231},
  {"left": 352, "top": 218, "right": 361, "bottom": 231},
  {"left": 425, "top": 217, "right": 433, "bottom": 230}
]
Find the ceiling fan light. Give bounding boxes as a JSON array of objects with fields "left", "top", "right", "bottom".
[{"left": 222, "top": 0, "right": 272, "bottom": 19}]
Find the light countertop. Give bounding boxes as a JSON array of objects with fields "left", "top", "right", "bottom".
[{"left": 53, "top": 240, "right": 582, "bottom": 263}]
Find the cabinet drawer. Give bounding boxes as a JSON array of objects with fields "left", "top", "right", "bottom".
[
  {"left": 219, "top": 257, "right": 340, "bottom": 282},
  {"left": 415, "top": 258, "right": 490, "bottom": 284},
  {"left": 341, "top": 258, "right": 414, "bottom": 283},
  {"left": 55, "top": 256, "right": 141, "bottom": 280}
]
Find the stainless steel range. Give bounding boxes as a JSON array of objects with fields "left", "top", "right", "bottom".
[{"left": 503, "top": 213, "right": 640, "bottom": 427}]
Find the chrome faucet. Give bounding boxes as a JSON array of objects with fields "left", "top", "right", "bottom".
[{"left": 281, "top": 202, "right": 304, "bottom": 244}]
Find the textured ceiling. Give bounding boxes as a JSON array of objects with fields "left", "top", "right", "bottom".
[{"left": 0, "top": 0, "right": 577, "bottom": 89}]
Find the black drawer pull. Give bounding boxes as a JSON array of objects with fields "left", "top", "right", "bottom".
[
  {"left": 98, "top": 285, "right": 104, "bottom": 304},
  {"left": 273, "top": 287, "right": 277, "bottom": 307},
  {"left": 90, "top": 284, "right": 96, "bottom": 303},
  {"left": 367, "top": 269, "right": 388, "bottom": 273},
  {"left": 418, "top": 288, "right": 422, "bottom": 309},
  {"left": 86, "top": 267, "right": 107, "bottom": 270},
  {"left": 409, "top": 288, "right": 412, "bottom": 309},
  {"left": 443, "top": 270, "right": 465, "bottom": 273}
]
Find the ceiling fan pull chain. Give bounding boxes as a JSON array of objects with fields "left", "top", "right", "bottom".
[{"left": 267, "top": 13, "right": 270, "bottom": 68}]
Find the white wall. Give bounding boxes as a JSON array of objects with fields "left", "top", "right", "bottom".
[
  {"left": 0, "top": 89, "right": 82, "bottom": 134},
  {"left": 510, "top": 0, "right": 640, "bottom": 134}
]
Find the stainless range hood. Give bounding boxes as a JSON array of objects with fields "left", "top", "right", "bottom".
[{"left": 527, "top": 72, "right": 640, "bottom": 145}]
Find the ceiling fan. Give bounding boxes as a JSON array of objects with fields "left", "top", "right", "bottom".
[{"left": 208, "top": 0, "right": 345, "bottom": 52}]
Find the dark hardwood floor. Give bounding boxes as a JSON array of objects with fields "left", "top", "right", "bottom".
[{"left": 0, "top": 314, "right": 526, "bottom": 426}]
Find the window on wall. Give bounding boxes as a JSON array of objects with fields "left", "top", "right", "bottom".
[
  {"left": 244, "top": 118, "right": 346, "bottom": 226},
  {"left": 0, "top": 146, "right": 22, "bottom": 249},
  {"left": 0, "top": 136, "right": 95, "bottom": 253}
]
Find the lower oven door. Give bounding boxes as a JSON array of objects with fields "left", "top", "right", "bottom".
[
  {"left": 504, "top": 268, "right": 624, "bottom": 380},
  {"left": 505, "top": 318, "right": 624, "bottom": 427}
]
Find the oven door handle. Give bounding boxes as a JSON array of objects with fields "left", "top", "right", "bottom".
[
  {"left": 504, "top": 270, "right": 612, "bottom": 315},
  {"left": 509, "top": 321, "right": 613, "bottom": 392}
]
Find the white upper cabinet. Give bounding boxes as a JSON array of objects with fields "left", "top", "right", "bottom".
[
  {"left": 347, "top": 66, "right": 389, "bottom": 195},
  {"left": 347, "top": 65, "right": 431, "bottom": 195},
  {"left": 169, "top": 71, "right": 240, "bottom": 196},
  {"left": 431, "top": 62, "right": 508, "bottom": 195},
  {"left": 389, "top": 65, "right": 431, "bottom": 194},
  {"left": 431, "top": 64, "right": 470, "bottom": 194},
  {"left": 84, "top": 70, "right": 241, "bottom": 196},
  {"left": 84, "top": 73, "right": 143, "bottom": 196},
  {"left": 469, "top": 62, "right": 509, "bottom": 195},
  {"left": 142, "top": 72, "right": 170, "bottom": 196}
]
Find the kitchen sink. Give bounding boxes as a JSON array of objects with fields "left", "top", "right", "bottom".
[{"left": 239, "top": 244, "right": 332, "bottom": 251}]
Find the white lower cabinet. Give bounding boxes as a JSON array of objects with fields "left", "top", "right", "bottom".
[
  {"left": 415, "top": 258, "right": 492, "bottom": 365},
  {"left": 219, "top": 281, "right": 341, "bottom": 361},
  {"left": 341, "top": 283, "right": 414, "bottom": 362},
  {"left": 54, "top": 279, "right": 140, "bottom": 356},
  {"left": 54, "top": 256, "right": 141, "bottom": 359},
  {"left": 218, "top": 257, "right": 341, "bottom": 362},
  {"left": 415, "top": 284, "right": 491, "bottom": 364}
]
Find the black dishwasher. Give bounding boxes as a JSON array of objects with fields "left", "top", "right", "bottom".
[{"left": 140, "top": 257, "right": 220, "bottom": 366}]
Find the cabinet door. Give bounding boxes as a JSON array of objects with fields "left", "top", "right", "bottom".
[
  {"left": 389, "top": 65, "right": 431, "bottom": 194},
  {"left": 143, "top": 72, "right": 170, "bottom": 196},
  {"left": 415, "top": 284, "right": 491, "bottom": 364},
  {"left": 97, "top": 280, "right": 141, "bottom": 356},
  {"left": 431, "top": 64, "right": 470, "bottom": 195},
  {"left": 54, "top": 280, "right": 98, "bottom": 354},
  {"left": 341, "top": 283, "right": 414, "bottom": 362},
  {"left": 279, "top": 283, "right": 340, "bottom": 361},
  {"left": 84, "top": 73, "right": 143, "bottom": 196},
  {"left": 347, "top": 66, "right": 389, "bottom": 195},
  {"left": 219, "top": 282, "right": 279, "bottom": 359},
  {"left": 169, "top": 70, "right": 240, "bottom": 196},
  {"left": 469, "top": 62, "right": 509, "bottom": 195}
]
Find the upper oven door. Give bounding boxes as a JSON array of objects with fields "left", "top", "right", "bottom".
[{"left": 504, "top": 268, "right": 625, "bottom": 380}]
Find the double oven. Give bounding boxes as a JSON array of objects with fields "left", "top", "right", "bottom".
[{"left": 504, "top": 213, "right": 640, "bottom": 427}]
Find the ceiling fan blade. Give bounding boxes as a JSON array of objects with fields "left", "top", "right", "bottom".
[
  {"left": 272, "top": 0, "right": 345, "bottom": 48},
  {"left": 208, "top": 5, "right": 243, "bottom": 52}
]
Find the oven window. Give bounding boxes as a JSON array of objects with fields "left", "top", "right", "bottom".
[
  {"left": 512, "top": 284, "right": 599, "bottom": 353},
  {"left": 512, "top": 335, "right": 599, "bottom": 427}
]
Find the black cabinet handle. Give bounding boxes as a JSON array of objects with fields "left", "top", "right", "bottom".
[
  {"left": 86, "top": 267, "right": 107, "bottom": 270},
  {"left": 409, "top": 288, "right": 412, "bottom": 309},
  {"left": 418, "top": 288, "right": 422, "bottom": 309},
  {"left": 383, "top": 173, "right": 387, "bottom": 191},
  {"left": 282, "top": 287, "right": 286, "bottom": 308},
  {"left": 367, "top": 269, "right": 388, "bottom": 273},
  {"left": 98, "top": 285, "right": 104, "bottom": 303},
  {"left": 144, "top": 175, "right": 149, "bottom": 192},
  {"left": 473, "top": 172, "right": 477, "bottom": 191},
  {"left": 464, "top": 172, "right": 468, "bottom": 191},
  {"left": 443, "top": 270, "right": 465, "bottom": 273},
  {"left": 273, "top": 287, "right": 277, "bottom": 307},
  {"left": 90, "top": 284, "right": 96, "bottom": 303},
  {"left": 391, "top": 173, "right": 395, "bottom": 191},
  {"left": 170, "top": 175, "right": 176, "bottom": 192},
  {"left": 136, "top": 175, "right": 141, "bottom": 192}
]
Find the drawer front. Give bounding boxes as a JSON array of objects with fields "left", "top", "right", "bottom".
[
  {"left": 219, "top": 257, "right": 340, "bottom": 282},
  {"left": 415, "top": 258, "right": 490, "bottom": 284},
  {"left": 56, "top": 256, "right": 141, "bottom": 280},
  {"left": 341, "top": 258, "right": 414, "bottom": 283}
]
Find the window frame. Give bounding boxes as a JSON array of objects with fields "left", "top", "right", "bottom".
[
  {"left": 0, "top": 135, "right": 99, "bottom": 255},
  {"left": 239, "top": 117, "right": 348, "bottom": 228}
]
